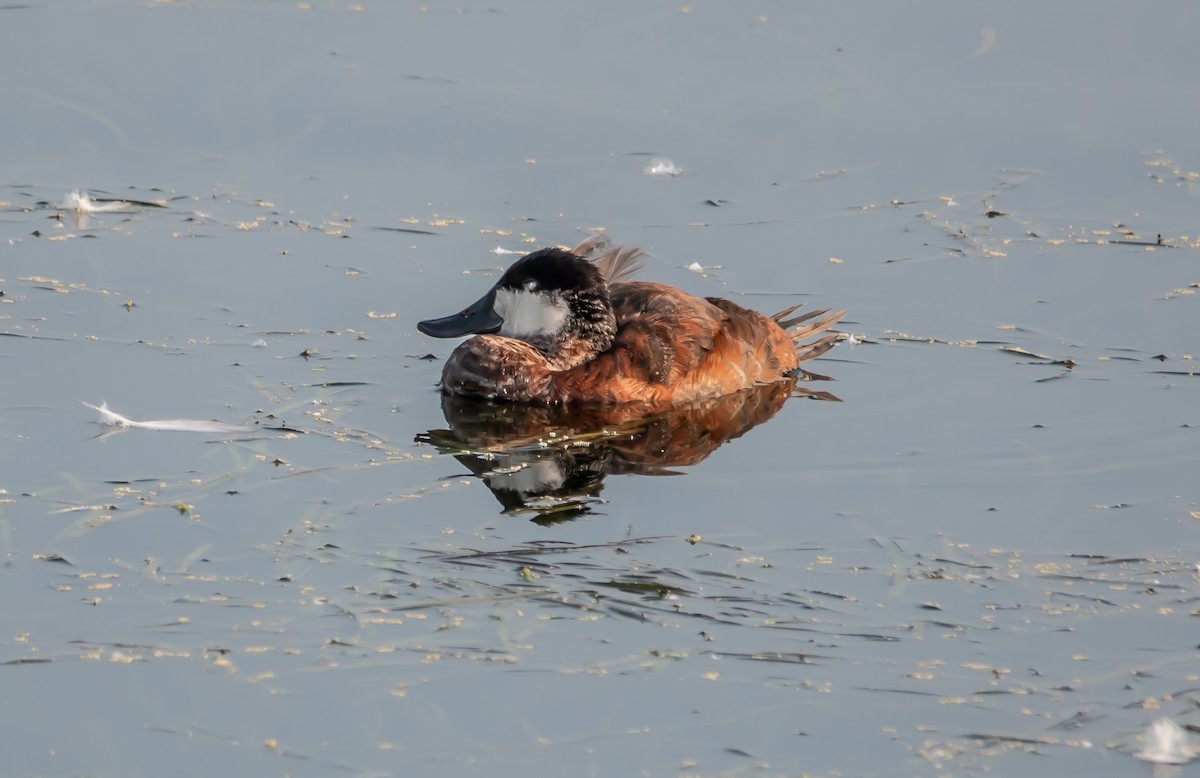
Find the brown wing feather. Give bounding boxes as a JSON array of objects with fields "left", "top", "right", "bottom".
[
  {"left": 544, "top": 282, "right": 725, "bottom": 404},
  {"left": 611, "top": 282, "right": 723, "bottom": 383},
  {"left": 703, "top": 297, "right": 799, "bottom": 379}
]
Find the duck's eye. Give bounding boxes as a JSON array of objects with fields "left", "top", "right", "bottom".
[{"left": 522, "top": 279, "right": 539, "bottom": 292}]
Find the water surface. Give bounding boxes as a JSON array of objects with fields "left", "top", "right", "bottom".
[{"left": 2, "top": 2, "right": 1199, "bottom": 776}]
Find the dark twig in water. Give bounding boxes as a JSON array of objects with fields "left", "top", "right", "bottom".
[
  {"left": 374, "top": 226, "right": 440, "bottom": 236},
  {"left": 1110, "top": 233, "right": 1172, "bottom": 247}
]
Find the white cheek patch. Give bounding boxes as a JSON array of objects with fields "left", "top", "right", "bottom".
[{"left": 494, "top": 288, "right": 568, "bottom": 338}]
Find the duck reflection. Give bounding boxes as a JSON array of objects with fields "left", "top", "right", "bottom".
[{"left": 416, "top": 374, "right": 838, "bottom": 523}]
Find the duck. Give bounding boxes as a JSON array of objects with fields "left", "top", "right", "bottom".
[{"left": 416, "top": 237, "right": 845, "bottom": 406}]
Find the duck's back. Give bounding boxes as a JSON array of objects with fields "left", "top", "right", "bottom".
[{"left": 545, "top": 282, "right": 800, "bottom": 405}]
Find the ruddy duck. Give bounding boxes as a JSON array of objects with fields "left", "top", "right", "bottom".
[{"left": 417, "top": 238, "right": 845, "bottom": 406}]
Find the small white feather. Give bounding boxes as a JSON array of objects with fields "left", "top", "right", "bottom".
[
  {"left": 1135, "top": 718, "right": 1198, "bottom": 764},
  {"left": 62, "top": 190, "right": 129, "bottom": 214}
]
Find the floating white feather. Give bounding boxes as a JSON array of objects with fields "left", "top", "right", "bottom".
[
  {"left": 1134, "top": 717, "right": 1198, "bottom": 764},
  {"left": 84, "top": 401, "right": 250, "bottom": 434},
  {"left": 61, "top": 190, "right": 129, "bottom": 214}
]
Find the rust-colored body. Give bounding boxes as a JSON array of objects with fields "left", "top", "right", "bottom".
[{"left": 436, "top": 269, "right": 844, "bottom": 407}]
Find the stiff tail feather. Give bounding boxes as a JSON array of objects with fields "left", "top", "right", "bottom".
[{"left": 771, "top": 304, "right": 847, "bottom": 364}]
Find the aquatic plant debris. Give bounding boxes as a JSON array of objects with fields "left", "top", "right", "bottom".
[
  {"left": 1134, "top": 718, "right": 1198, "bottom": 764},
  {"left": 83, "top": 401, "right": 251, "bottom": 434}
]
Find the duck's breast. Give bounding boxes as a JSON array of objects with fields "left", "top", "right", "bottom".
[{"left": 442, "top": 335, "right": 553, "bottom": 402}]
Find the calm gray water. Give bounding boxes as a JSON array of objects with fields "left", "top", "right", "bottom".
[{"left": 2, "top": 2, "right": 1199, "bottom": 776}]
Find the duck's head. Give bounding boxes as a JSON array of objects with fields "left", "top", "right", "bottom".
[{"left": 418, "top": 247, "right": 617, "bottom": 371}]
